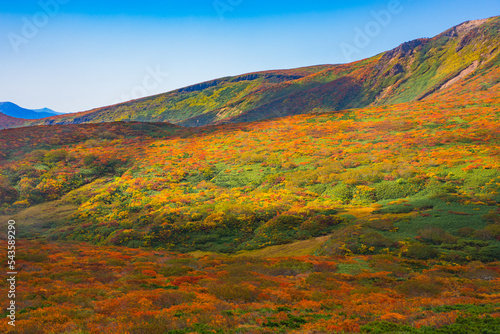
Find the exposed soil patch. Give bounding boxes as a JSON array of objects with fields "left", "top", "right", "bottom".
[{"left": 439, "top": 61, "right": 479, "bottom": 91}]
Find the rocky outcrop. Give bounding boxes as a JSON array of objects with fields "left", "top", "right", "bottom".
[{"left": 381, "top": 38, "right": 428, "bottom": 62}]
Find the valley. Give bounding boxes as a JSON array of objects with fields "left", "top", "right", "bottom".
[{"left": 0, "top": 16, "right": 499, "bottom": 334}]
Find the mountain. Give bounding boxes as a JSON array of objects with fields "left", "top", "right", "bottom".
[
  {"left": 1, "top": 66, "right": 499, "bottom": 254},
  {"left": 0, "top": 102, "right": 61, "bottom": 120},
  {"left": 33, "top": 107, "right": 62, "bottom": 115},
  {"left": 9, "top": 15, "right": 497, "bottom": 130},
  {"left": 0, "top": 15, "right": 499, "bottom": 334},
  {"left": 0, "top": 112, "right": 25, "bottom": 129}
]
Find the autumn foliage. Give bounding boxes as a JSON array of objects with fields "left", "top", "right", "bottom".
[
  {"left": 0, "top": 240, "right": 499, "bottom": 333},
  {"left": 0, "top": 16, "right": 499, "bottom": 334},
  {"left": 0, "top": 80, "right": 498, "bottom": 259}
]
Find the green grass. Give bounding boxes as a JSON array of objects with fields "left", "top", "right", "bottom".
[{"left": 337, "top": 259, "right": 372, "bottom": 275}]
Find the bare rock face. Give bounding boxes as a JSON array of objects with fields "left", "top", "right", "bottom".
[
  {"left": 455, "top": 18, "right": 489, "bottom": 35},
  {"left": 439, "top": 61, "right": 479, "bottom": 91},
  {"left": 437, "top": 18, "right": 492, "bottom": 52},
  {"left": 380, "top": 17, "right": 493, "bottom": 65},
  {"left": 381, "top": 38, "right": 428, "bottom": 61},
  {"left": 456, "top": 31, "right": 477, "bottom": 52},
  {"left": 455, "top": 18, "right": 493, "bottom": 52},
  {"left": 440, "top": 18, "right": 489, "bottom": 38},
  {"left": 389, "top": 63, "right": 404, "bottom": 76}
]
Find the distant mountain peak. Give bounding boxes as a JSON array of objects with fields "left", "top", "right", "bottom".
[
  {"left": 0, "top": 102, "right": 61, "bottom": 119},
  {"left": 33, "top": 107, "right": 57, "bottom": 114}
]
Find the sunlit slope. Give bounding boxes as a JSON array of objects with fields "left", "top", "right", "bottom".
[
  {"left": 0, "top": 112, "right": 24, "bottom": 129},
  {"left": 222, "top": 17, "right": 500, "bottom": 124},
  {"left": 24, "top": 65, "right": 334, "bottom": 127},
  {"left": 1, "top": 82, "right": 499, "bottom": 257},
  {"left": 1, "top": 240, "right": 499, "bottom": 333}
]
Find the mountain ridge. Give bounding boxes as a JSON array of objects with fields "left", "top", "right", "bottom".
[
  {"left": 2, "top": 15, "right": 499, "bottom": 130},
  {"left": 0, "top": 101, "right": 61, "bottom": 120}
]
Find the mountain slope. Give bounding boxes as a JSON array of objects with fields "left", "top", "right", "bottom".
[
  {"left": 1, "top": 81, "right": 499, "bottom": 255},
  {"left": 222, "top": 17, "right": 500, "bottom": 124},
  {"left": 1, "top": 15, "right": 499, "bottom": 334},
  {"left": 11, "top": 16, "right": 497, "bottom": 130},
  {"left": 23, "top": 65, "right": 335, "bottom": 127},
  {"left": 0, "top": 102, "right": 60, "bottom": 119},
  {"left": 0, "top": 112, "right": 25, "bottom": 129},
  {"left": 33, "top": 107, "right": 62, "bottom": 115}
]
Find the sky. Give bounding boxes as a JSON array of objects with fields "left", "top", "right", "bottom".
[{"left": 0, "top": 0, "right": 498, "bottom": 113}]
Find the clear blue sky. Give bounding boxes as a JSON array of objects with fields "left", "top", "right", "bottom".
[{"left": 0, "top": 0, "right": 498, "bottom": 113}]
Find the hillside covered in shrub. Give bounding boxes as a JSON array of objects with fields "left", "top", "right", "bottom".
[
  {"left": 0, "top": 241, "right": 498, "bottom": 333},
  {"left": 1, "top": 61, "right": 499, "bottom": 261},
  {"left": 1, "top": 16, "right": 500, "bottom": 334}
]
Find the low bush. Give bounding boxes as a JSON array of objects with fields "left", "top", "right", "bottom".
[
  {"left": 417, "top": 227, "right": 458, "bottom": 245},
  {"left": 44, "top": 149, "right": 68, "bottom": 163},
  {"left": 457, "top": 227, "right": 475, "bottom": 237},
  {"left": 152, "top": 290, "right": 196, "bottom": 308},
  {"left": 374, "top": 181, "right": 421, "bottom": 201},
  {"left": 367, "top": 219, "right": 395, "bottom": 231},
  {"left": 329, "top": 183, "right": 353, "bottom": 203},
  {"left": 359, "top": 231, "right": 394, "bottom": 248},
  {"left": 204, "top": 281, "right": 259, "bottom": 303},
  {"left": 397, "top": 276, "right": 443, "bottom": 297},
  {"left": 474, "top": 224, "right": 500, "bottom": 241},
  {"left": 406, "top": 243, "right": 438, "bottom": 260},
  {"left": 373, "top": 204, "right": 413, "bottom": 214}
]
